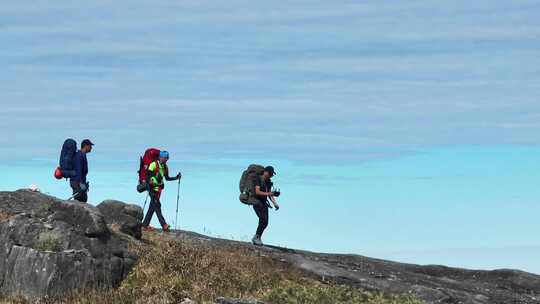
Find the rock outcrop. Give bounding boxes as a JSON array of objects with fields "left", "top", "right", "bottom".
[
  {"left": 0, "top": 190, "right": 139, "bottom": 299},
  {"left": 97, "top": 200, "right": 143, "bottom": 239},
  {"left": 170, "top": 231, "right": 540, "bottom": 304}
]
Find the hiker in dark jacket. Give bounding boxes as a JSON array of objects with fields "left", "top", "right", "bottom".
[
  {"left": 70, "top": 139, "right": 93, "bottom": 202},
  {"left": 252, "top": 166, "right": 280, "bottom": 246}
]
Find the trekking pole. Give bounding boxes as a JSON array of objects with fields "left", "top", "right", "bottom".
[
  {"left": 142, "top": 194, "right": 149, "bottom": 212},
  {"left": 66, "top": 188, "right": 87, "bottom": 201},
  {"left": 66, "top": 192, "right": 80, "bottom": 201},
  {"left": 175, "top": 178, "right": 181, "bottom": 230}
]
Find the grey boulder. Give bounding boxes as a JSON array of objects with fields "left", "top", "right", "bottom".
[
  {"left": 97, "top": 200, "right": 143, "bottom": 240},
  {"left": 0, "top": 190, "right": 139, "bottom": 299}
]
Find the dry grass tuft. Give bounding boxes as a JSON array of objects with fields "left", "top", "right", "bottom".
[
  {"left": 0, "top": 210, "right": 12, "bottom": 223},
  {"left": 120, "top": 233, "right": 299, "bottom": 302}
]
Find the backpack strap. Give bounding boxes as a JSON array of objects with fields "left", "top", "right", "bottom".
[
  {"left": 154, "top": 161, "right": 160, "bottom": 175},
  {"left": 153, "top": 161, "right": 164, "bottom": 185}
]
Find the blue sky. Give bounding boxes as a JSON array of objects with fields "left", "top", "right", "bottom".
[
  {"left": 1, "top": 0, "right": 540, "bottom": 161},
  {"left": 1, "top": 1, "right": 539, "bottom": 273}
]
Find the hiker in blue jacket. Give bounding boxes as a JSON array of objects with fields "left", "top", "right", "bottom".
[{"left": 70, "top": 139, "right": 93, "bottom": 202}]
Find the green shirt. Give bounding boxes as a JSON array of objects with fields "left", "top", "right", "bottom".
[{"left": 148, "top": 161, "right": 166, "bottom": 191}]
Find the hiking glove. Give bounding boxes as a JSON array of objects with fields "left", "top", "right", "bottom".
[
  {"left": 79, "top": 182, "right": 88, "bottom": 192},
  {"left": 176, "top": 172, "right": 182, "bottom": 180}
]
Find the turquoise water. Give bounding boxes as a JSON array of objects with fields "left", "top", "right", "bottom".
[{"left": 2, "top": 145, "right": 539, "bottom": 274}]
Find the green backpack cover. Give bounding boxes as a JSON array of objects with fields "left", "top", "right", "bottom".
[{"left": 239, "top": 164, "right": 265, "bottom": 204}]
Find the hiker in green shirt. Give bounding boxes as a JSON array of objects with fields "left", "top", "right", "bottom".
[{"left": 142, "top": 150, "right": 181, "bottom": 232}]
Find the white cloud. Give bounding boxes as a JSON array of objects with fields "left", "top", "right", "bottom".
[{"left": 0, "top": 0, "right": 539, "bottom": 161}]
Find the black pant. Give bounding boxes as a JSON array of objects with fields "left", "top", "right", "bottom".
[
  {"left": 253, "top": 202, "right": 269, "bottom": 237},
  {"left": 142, "top": 190, "right": 167, "bottom": 227},
  {"left": 70, "top": 181, "right": 88, "bottom": 203}
]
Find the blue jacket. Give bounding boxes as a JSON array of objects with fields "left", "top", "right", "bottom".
[{"left": 70, "top": 151, "right": 88, "bottom": 183}]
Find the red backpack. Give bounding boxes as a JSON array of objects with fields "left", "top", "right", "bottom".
[{"left": 137, "top": 148, "right": 160, "bottom": 192}]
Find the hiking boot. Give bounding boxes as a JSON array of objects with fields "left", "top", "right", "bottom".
[
  {"left": 162, "top": 224, "right": 171, "bottom": 232},
  {"left": 252, "top": 235, "right": 263, "bottom": 246},
  {"left": 143, "top": 226, "right": 156, "bottom": 232}
]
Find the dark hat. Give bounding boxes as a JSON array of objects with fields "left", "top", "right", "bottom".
[
  {"left": 264, "top": 166, "right": 276, "bottom": 176},
  {"left": 81, "top": 139, "right": 94, "bottom": 147}
]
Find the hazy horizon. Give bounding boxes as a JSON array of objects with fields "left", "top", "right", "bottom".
[{"left": 2, "top": 145, "right": 540, "bottom": 275}]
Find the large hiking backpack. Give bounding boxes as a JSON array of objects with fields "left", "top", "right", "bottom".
[
  {"left": 54, "top": 138, "right": 77, "bottom": 179},
  {"left": 239, "top": 164, "right": 265, "bottom": 204},
  {"left": 137, "top": 148, "right": 160, "bottom": 192}
]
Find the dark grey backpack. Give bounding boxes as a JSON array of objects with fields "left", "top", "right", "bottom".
[{"left": 239, "top": 164, "right": 265, "bottom": 204}]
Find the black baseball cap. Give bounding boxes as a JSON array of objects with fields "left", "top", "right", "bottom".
[
  {"left": 264, "top": 166, "right": 276, "bottom": 176},
  {"left": 81, "top": 139, "right": 94, "bottom": 147}
]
